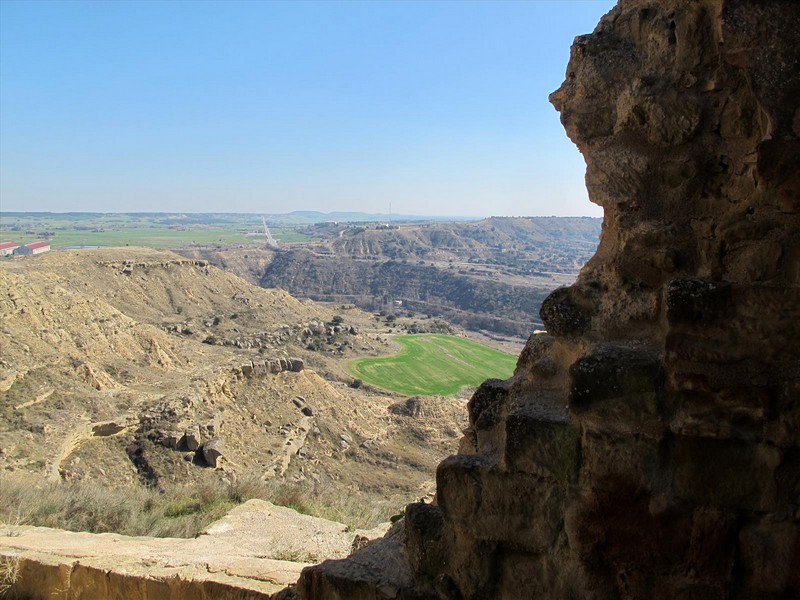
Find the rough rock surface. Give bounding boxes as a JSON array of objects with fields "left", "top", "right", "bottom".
[{"left": 294, "top": 1, "right": 800, "bottom": 598}]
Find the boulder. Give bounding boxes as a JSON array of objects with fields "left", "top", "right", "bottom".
[
  {"left": 182, "top": 426, "right": 202, "bottom": 452},
  {"left": 202, "top": 438, "right": 224, "bottom": 468}
]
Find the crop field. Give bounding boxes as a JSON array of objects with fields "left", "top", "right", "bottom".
[
  {"left": 0, "top": 213, "right": 311, "bottom": 249},
  {"left": 347, "top": 334, "right": 517, "bottom": 396}
]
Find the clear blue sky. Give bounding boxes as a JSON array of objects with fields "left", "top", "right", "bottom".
[{"left": 0, "top": 0, "right": 614, "bottom": 217}]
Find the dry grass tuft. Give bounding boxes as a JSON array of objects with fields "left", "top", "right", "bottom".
[{"left": 0, "top": 555, "right": 20, "bottom": 599}]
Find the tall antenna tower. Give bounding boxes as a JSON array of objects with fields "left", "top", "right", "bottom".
[{"left": 261, "top": 217, "right": 279, "bottom": 249}]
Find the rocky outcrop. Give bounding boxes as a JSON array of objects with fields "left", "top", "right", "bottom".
[
  {"left": 236, "top": 357, "right": 305, "bottom": 379},
  {"left": 294, "top": 1, "right": 800, "bottom": 598},
  {"left": 98, "top": 258, "right": 211, "bottom": 273},
  {"left": 202, "top": 438, "right": 225, "bottom": 468},
  {"left": 0, "top": 500, "right": 391, "bottom": 599}
]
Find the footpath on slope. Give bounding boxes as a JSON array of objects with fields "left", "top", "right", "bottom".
[{"left": 0, "top": 499, "right": 389, "bottom": 599}]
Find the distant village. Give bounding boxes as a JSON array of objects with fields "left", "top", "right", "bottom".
[{"left": 0, "top": 240, "right": 51, "bottom": 257}]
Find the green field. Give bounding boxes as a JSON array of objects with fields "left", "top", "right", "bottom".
[
  {"left": 0, "top": 213, "right": 311, "bottom": 249},
  {"left": 347, "top": 334, "right": 517, "bottom": 396}
]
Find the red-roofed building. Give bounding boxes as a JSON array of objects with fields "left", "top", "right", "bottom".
[
  {"left": 0, "top": 242, "right": 19, "bottom": 256},
  {"left": 15, "top": 241, "right": 51, "bottom": 256}
]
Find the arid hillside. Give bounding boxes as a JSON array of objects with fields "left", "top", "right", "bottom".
[
  {"left": 181, "top": 216, "right": 601, "bottom": 338},
  {"left": 0, "top": 248, "right": 466, "bottom": 523}
]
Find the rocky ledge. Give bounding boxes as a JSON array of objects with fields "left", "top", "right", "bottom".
[
  {"left": 293, "top": 0, "right": 800, "bottom": 598},
  {"left": 0, "top": 500, "right": 388, "bottom": 600}
]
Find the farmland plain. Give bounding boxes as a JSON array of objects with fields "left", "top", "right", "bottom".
[{"left": 0, "top": 213, "right": 310, "bottom": 249}]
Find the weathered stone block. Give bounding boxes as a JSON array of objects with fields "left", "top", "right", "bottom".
[
  {"left": 738, "top": 518, "right": 800, "bottom": 595},
  {"left": 202, "top": 438, "right": 224, "bottom": 468},
  {"left": 539, "top": 287, "right": 593, "bottom": 337},
  {"left": 403, "top": 503, "right": 444, "bottom": 578},
  {"left": 504, "top": 406, "right": 580, "bottom": 484},
  {"left": 665, "top": 333, "right": 749, "bottom": 365},
  {"left": 581, "top": 429, "right": 664, "bottom": 493},
  {"left": 668, "top": 385, "right": 772, "bottom": 443},
  {"left": 665, "top": 278, "right": 732, "bottom": 325},
  {"left": 437, "top": 455, "right": 563, "bottom": 553},
  {"left": 516, "top": 333, "right": 554, "bottom": 371},
  {"left": 297, "top": 525, "right": 416, "bottom": 600},
  {"left": 570, "top": 482, "right": 692, "bottom": 584},
  {"left": 162, "top": 432, "right": 180, "bottom": 450},
  {"left": 569, "top": 345, "right": 664, "bottom": 417},
  {"left": 435, "top": 527, "right": 499, "bottom": 600},
  {"left": 494, "top": 550, "right": 547, "bottom": 600},
  {"left": 686, "top": 508, "right": 737, "bottom": 582},
  {"left": 672, "top": 437, "right": 780, "bottom": 512},
  {"left": 652, "top": 580, "right": 728, "bottom": 600},
  {"left": 775, "top": 448, "right": 800, "bottom": 513},
  {"left": 181, "top": 426, "right": 202, "bottom": 451},
  {"left": 467, "top": 379, "right": 509, "bottom": 432},
  {"left": 666, "top": 284, "right": 800, "bottom": 367},
  {"left": 252, "top": 360, "right": 267, "bottom": 376}
]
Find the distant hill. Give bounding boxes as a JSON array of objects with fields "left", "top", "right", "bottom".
[
  {"left": 257, "top": 217, "right": 601, "bottom": 337},
  {"left": 263, "top": 211, "right": 481, "bottom": 225}
]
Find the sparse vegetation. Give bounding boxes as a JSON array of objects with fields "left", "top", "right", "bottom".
[
  {"left": 0, "top": 476, "right": 234, "bottom": 538},
  {"left": 0, "top": 475, "right": 394, "bottom": 539}
]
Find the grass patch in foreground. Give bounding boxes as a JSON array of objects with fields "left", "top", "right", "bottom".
[{"left": 347, "top": 334, "right": 516, "bottom": 395}]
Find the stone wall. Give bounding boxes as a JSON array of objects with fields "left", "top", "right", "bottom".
[{"left": 295, "top": 1, "right": 800, "bottom": 598}]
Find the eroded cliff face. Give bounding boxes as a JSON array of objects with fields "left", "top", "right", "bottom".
[{"left": 295, "top": 1, "right": 800, "bottom": 598}]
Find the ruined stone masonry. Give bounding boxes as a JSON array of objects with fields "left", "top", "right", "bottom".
[{"left": 296, "top": 0, "right": 800, "bottom": 598}]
